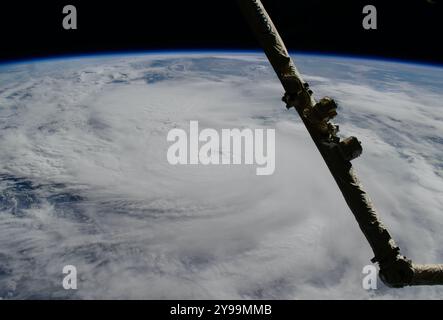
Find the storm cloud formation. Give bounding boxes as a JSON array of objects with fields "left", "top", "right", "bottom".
[{"left": 0, "top": 53, "right": 442, "bottom": 299}]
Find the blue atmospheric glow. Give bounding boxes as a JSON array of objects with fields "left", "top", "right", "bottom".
[{"left": 0, "top": 49, "right": 443, "bottom": 70}]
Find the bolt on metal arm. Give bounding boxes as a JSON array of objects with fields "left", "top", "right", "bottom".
[{"left": 237, "top": 0, "right": 443, "bottom": 287}]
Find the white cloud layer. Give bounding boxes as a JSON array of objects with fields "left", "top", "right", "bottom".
[{"left": 0, "top": 53, "right": 442, "bottom": 299}]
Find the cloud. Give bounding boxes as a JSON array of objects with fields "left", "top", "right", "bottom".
[{"left": 0, "top": 53, "right": 442, "bottom": 299}]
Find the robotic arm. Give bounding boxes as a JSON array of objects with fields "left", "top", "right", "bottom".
[{"left": 237, "top": 0, "right": 443, "bottom": 288}]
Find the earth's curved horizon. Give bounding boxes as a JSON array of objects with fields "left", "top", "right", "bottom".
[
  {"left": 0, "top": 51, "right": 442, "bottom": 299},
  {"left": 3, "top": 50, "right": 443, "bottom": 70}
]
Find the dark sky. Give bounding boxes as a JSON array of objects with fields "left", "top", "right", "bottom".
[{"left": 1, "top": 0, "right": 442, "bottom": 64}]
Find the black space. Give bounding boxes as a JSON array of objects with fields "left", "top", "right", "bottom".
[{"left": 0, "top": 0, "right": 442, "bottom": 64}]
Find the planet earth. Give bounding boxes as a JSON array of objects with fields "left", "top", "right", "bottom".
[{"left": 0, "top": 52, "right": 442, "bottom": 299}]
